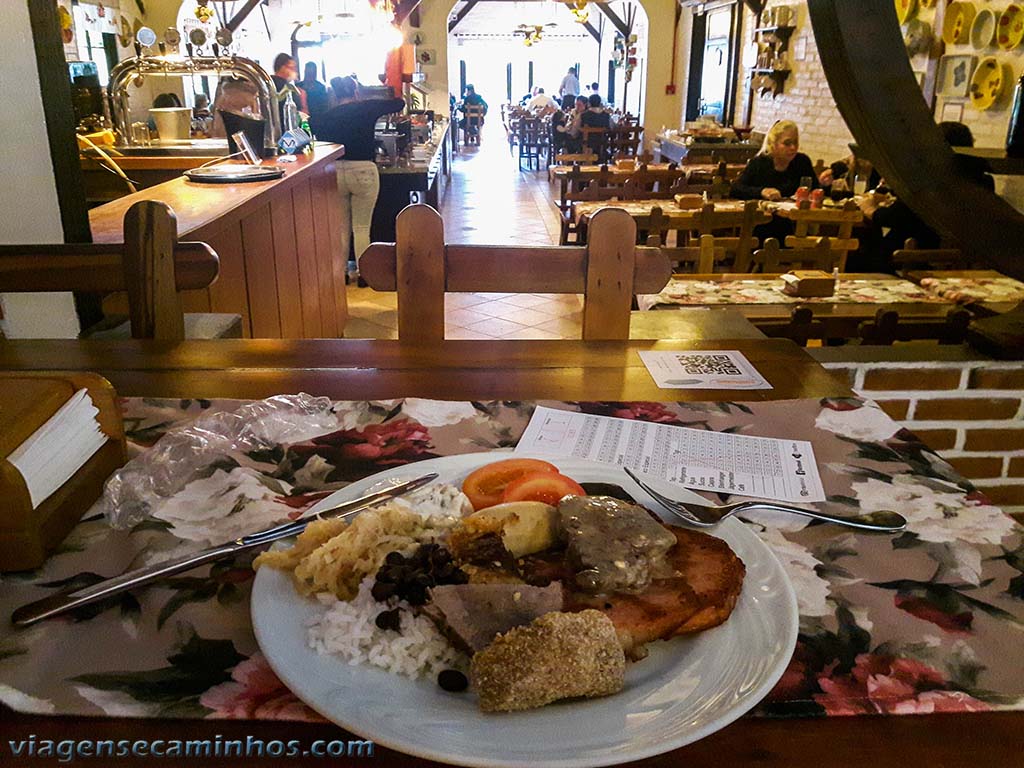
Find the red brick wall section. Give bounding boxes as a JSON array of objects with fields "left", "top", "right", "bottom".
[{"left": 821, "top": 361, "right": 1024, "bottom": 516}]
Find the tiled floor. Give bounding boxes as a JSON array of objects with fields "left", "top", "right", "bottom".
[{"left": 345, "top": 122, "right": 584, "bottom": 340}]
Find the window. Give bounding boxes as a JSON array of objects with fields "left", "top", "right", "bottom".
[{"left": 72, "top": 3, "right": 116, "bottom": 84}]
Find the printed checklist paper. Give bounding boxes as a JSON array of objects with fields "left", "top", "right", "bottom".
[
  {"left": 638, "top": 350, "right": 772, "bottom": 390},
  {"left": 517, "top": 406, "right": 825, "bottom": 503}
]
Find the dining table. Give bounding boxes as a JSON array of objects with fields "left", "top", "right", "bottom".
[
  {"left": 638, "top": 272, "right": 961, "bottom": 341},
  {"left": 902, "top": 269, "right": 1024, "bottom": 316},
  {"left": 548, "top": 162, "right": 678, "bottom": 211},
  {"left": 1, "top": 337, "right": 1021, "bottom": 768}
]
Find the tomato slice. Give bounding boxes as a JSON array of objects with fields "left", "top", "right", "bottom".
[
  {"left": 462, "top": 458, "right": 559, "bottom": 510},
  {"left": 501, "top": 472, "right": 586, "bottom": 506}
]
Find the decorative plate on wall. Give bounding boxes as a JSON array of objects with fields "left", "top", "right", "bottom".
[
  {"left": 969, "top": 56, "right": 1005, "bottom": 109},
  {"left": 943, "top": 2, "right": 976, "bottom": 45},
  {"left": 936, "top": 54, "right": 977, "bottom": 98},
  {"left": 895, "top": 0, "right": 916, "bottom": 26},
  {"left": 971, "top": 8, "right": 997, "bottom": 50},
  {"left": 997, "top": 4, "right": 1024, "bottom": 51}
]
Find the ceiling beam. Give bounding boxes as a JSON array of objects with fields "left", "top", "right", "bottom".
[
  {"left": 596, "top": 3, "right": 629, "bottom": 36},
  {"left": 449, "top": 0, "right": 480, "bottom": 33},
  {"left": 226, "top": 0, "right": 262, "bottom": 33},
  {"left": 808, "top": 0, "right": 1024, "bottom": 280}
]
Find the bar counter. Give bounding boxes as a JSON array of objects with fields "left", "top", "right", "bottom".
[{"left": 88, "top": 143, "right": 348, "bottom": 339}]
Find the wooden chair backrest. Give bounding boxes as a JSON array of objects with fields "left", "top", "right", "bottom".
[
  {"left": 686, "top": 201, "right": 763, "bottom": 270},
  {"left": 788, "top": 198, "right": 863, "bottom": 238},
  {"left": 464, "top": 105, "right": 485, "bottom": 121},
  {"left": 361, "top": 204, "right": 671, "bottom": 341},
  {"left": 555, "top": 152, "right": 598, "bottom": 165},
  {"left": 752, "top": 237, "right": 842, "bottom": 273},
  {"left": 0, "top": 200, "right": 219, "bottom": 340},
  {"left": 644, "top": 216, "right": 720, "bottom": 273},
  {"left": 760, "top": 306, "right": 829, "bottom": 347},
  {"left": 892, "top": 239, "right": 972, "bottom": 270},
  {"left": 608, "top": 125, "right": 643, "bottom": 157},
  {"left": 581, "top": 126, "right": 610, "bottom": 160},
  {"left": 622, "top": 168, "right": 687, "bottom": 198},
  {"left": 857, "top": 307, "right": 971, "bottom": 345}
]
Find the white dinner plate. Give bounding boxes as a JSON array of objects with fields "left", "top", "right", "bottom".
[{"left": 252, "top": 454, "right": 798, "bottom": 768}]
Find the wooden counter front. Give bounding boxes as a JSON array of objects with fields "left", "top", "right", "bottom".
[{"left": 88, "top": 143, "right": 348, "bottom": 339}]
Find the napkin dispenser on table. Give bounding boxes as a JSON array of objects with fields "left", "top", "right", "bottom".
[
  {"left": 0, "top": 373, "right": 126, "bottom": 571},
  {"left": 781, "top": 270, "right": 836, "bottom": 298}
]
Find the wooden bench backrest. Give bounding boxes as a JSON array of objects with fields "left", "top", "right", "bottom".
[
  {"left": 360, "top": 204, "right": 671, "bottom": 341},
  {"left": 0, "top": 200, "right": 219, "bottom": 340}
]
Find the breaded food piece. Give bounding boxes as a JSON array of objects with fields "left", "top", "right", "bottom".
[{"left": 470, "top": 610, "right": 625, "bottom": 712}]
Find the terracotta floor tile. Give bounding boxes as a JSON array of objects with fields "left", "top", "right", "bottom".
[
  {"left": 466, "top": 316, "right": 531, "bottom": 336},
  {"left": 498, "top": 327, "right": 564, "bottom": 340},
  {"left": 445, "top": 307, "right": 495, "bottom": 328},
  {"left": 536, "top": 316, "right": 584, "bottom": 336}
]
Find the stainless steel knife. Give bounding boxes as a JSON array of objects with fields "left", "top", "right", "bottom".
[{"left": 11, "top": 472, "right": 438, "bottom": 627}]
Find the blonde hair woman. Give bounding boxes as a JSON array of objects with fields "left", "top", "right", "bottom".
[{"left": 732, "top": 120, "right": 832, "bottom": 202}]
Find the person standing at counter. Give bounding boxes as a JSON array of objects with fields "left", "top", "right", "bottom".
[
  {"left": 299, "top": 62, "right": 330, "bottom": 120},
  {"left": 311, "top": 76, "right": 404, "bottom": 283},
  {"left": 271, "top": 53, "right": 307, "bottom": 121}
]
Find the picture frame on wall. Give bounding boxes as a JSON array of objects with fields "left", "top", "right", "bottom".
[
  {"left": 936, "top": 54, "right": 977, "bottom": 99},
  {"left": 940, "top": 100, "right": 965, "bottom": 123}
]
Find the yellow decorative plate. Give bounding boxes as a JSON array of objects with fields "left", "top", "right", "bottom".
[
  {"left": 971, "top": 8, "right": 997, "bottom": 50},
  {"left": 895, "top": 0, "right": 916, "bottom": 25},
  {"left": 969, "top": 56, "right": 1004, "bottom": 109},
  {"left": 997, "top": 4, "right": 1024, "bottom": 50},
  {"left": 943, "top": 2, "right": 976, "bottom": 45}
]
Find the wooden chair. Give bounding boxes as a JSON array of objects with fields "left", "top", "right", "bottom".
[
  {"left": 554, "top": 152, "right": 598, "bottom": 165},
  {"left": 621, "top": 168, "right": 687, "bottom": 199},
  {"left": 892, "top": 239, "right": 974, "bottom": 271},
  {"left": 786, "top": 199, "right": 863, "bottom": 270},
  {"left": 0, "top": 200, "right": 235, "bottom": 340},
  {"left": 463, "top": 105, "right": 485, "bottom": 145},
  {"left": 644, "top": 216, "right": 721, "bottom": 273},
  {"left": 517, "top": 117, "right": 547, "bottom": 171},
  {"left": 683, "top": 201, "right": 763, "bottom": 270},
  {"left": 608, "top": 125, "right": 643, "bottom": 158},
  {"left": 581, "top": 126, "right": 610, "bottom": 162},
  {"left": 360, "top": 204, "right": 671, "bottom": 341},
  {"left": 751, "top": 237, "right": 843, "bottom": 273},
  {"left": 760, "top": 306, "right": 829, "bottom": 347},
  {"left": 857, "top": 307, "right": 972, "bottom": 345},
  {"left": 559, "top": 165, "right": 626, "bottom": 245}
]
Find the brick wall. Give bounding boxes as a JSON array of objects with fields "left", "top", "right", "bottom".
[
  {"left": 818, "top": 359, "right": 1024, "bottom": 514},
  {"left": 739, "top": 2, "right": 854, "bottom": 165}
]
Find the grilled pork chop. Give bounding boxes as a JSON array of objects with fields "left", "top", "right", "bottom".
[{"left": 565, "top": 526, "right": 745, "bottom": 658}]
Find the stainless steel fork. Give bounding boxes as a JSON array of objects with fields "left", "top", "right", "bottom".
[{"left": 623, "top": 467, "right": 906, "bottom": 532}]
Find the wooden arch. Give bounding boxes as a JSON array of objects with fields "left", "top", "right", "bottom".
[{"left": 807, "top": 0, "right": 1024, "bottom": 280}]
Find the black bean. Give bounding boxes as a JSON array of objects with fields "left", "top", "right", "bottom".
[
  {"left": 384, "top": 551, "right": 406, "bottom": 566},
  {"left": 371, "top": 581, "right": 396, "bottom": 602},
  {"left": 437, "top": 669, "right": 469, "bottom": 693},
  {"left": 375, "top": 609, "right": 402, "bottom": 632}
]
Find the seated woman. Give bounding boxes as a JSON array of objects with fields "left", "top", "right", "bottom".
[
  {"left": 731, "top": 120, "right": 832, "bottom": 246},
  {"left": 731, "top": 120, "right": 832, "bottom": 201}
]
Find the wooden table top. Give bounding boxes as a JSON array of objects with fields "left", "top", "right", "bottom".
[
  {"left": 88, "top": 143, "right": 345, "bottom": 244},
  {"left": 3, "top": 337, "right": 1019, "bottom": 767},
  {"left": 0, "top": 338, "right": 848, "bottom": 402}
]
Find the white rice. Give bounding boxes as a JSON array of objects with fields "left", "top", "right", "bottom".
[{"left": 307, "top": 577, "right": 468, "bottom": 679}]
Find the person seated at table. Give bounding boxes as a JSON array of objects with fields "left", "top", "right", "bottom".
[
  {"left": 458, "top": 85, "right": 488, "bottom": 137},
  {"left": 731, "top": 120, "right": 832, "bottom": 201},
  {"left": 526, "top": 87, "right": 559, "bottom": 114},
  {"left": 850, "top": 121, "right": 994, "bottom": 273},
  {"left": 552, "top": 95, "right": 577, "bottom": 155}
]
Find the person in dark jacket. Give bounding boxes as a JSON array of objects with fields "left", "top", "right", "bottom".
[
  {"left": 731, "top": 120, "right": 831, "bottom": 201},
  {"left": 311, "top": 76, "right": 404, "bottom": 280}
]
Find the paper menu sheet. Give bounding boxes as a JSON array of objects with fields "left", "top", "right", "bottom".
[
  {"left": 638, "top": 350, "right": 771, "bottom": 390},
  {"left": 516, "top": 406, "right": 825, "bottom": 503}
]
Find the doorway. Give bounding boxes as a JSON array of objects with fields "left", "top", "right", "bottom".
[{"left": 685, "top": 2, "right": 740, "bottom": 125}]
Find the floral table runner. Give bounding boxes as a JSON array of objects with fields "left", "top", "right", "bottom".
[
  {"left": 918, "top": 276, "right": 1024, "bottom": 305},
  {"left": 1, "top": 397, "right": 1021, "bottom": 722},
  {"left": 638, "top": 277, "right": 951, "bottom": 311}
]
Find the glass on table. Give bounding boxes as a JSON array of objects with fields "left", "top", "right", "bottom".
[{"left": 853, "top": 174, "right": 868, "bottom": 195}]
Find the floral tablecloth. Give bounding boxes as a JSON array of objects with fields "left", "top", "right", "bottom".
[
  {"left": 1, "top": 397, "right": 1021, "bottom": 722},
  {"left": 638, "top": 277, "right": 951, "bottom": 311},
  {"left": 918, "top": 276, "right": 1024, "bottom": 305}
]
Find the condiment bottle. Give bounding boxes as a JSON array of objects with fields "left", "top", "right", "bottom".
[
  {"left": 1007, "top": 72, "right": 1024, "bottom": 157},
  {"left": 283, "top": 90, "right": 299, "bottom": 133},
  {"left": 810, "top": 188, "right": 825, "bottom": 209}
]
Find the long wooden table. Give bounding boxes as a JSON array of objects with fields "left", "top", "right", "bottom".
[
  {"left": 549, "top": 163, "right": 746, "bottom": 212},
  {"left": 2, "top": 337, "right": 1021, "bottom": 767},
  {"left": 639, "top": 272, "right": 959, "bottom": 340},
  {"left": 88, "top": 143, "right": 348, "bottom": 340}
]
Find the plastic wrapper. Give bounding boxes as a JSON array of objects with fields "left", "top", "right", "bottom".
[{"left": 101, "top": 393, "right": 339, "bottom": 529}]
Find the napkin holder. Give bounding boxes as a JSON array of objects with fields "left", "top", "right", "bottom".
[
  {"left": 0, "top": 373, "right": 126, "bottom": 571},
  {"left": 781, "top": 270, "right": 836, "bottom": 297}
]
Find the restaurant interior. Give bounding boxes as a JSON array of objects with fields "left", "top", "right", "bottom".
[{"left": 1, "top": 0, "right": 1023, "bottom": 766}]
